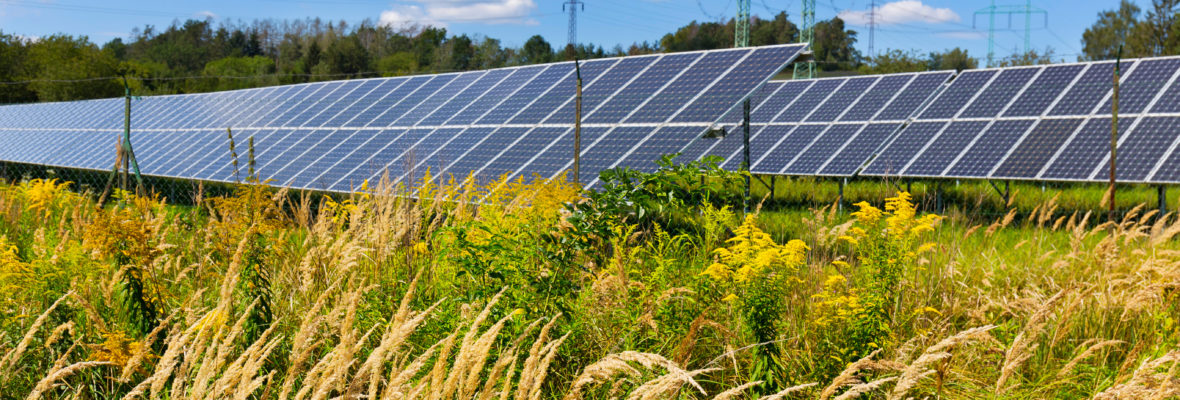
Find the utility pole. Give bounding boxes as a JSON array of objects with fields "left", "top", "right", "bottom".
[
  {"left": 794, "top": 0, "right": 815, "bottom": 78},
  {"left": 973, "top": 0, "right": 1048, "bottom": 67},
  {"left": 1110, "top": 46, "right": 1122, "bottom": 222},
  {"left": 563, "top": 0, "right": 584, "bottom": 47},
  {"left": 868, "top": 0, "right": 876, "bottom": 60}
]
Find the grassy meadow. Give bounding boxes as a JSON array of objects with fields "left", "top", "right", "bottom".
[{"left": 0, "top": 159, "right": 1179, "bottom": 399}]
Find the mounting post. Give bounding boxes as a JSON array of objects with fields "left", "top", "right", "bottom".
[
  {"left": 742, "top": 98, "right": 751, "bottom": 213},
  {"left": 573, "top": 58, "right": 583, "bottom": 186},
  {"left": 935, "top": 181, "right": 944, "bottom": 213},
  {"left": 770, "top": 175, "right": 776, "bottom": 199},
  {"left": 1110, "top": 46, "right": 1122, "bottom": 222},
  {"left": 1159, "top": 185, "right": 1168, "bottom": 216},
  {"left": 838, "top": 177, "right": 846, "bottom": 212}
]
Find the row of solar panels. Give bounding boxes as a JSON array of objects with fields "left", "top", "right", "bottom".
[
  {"left": 0, "top": 44, "right": 807, "bottom": 191},
  {"left": 686, "top": 56, "right": 1180, "bottom": 184}
]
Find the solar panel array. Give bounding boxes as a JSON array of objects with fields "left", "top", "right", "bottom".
[
  {"left": 859, "top": 56, "right": 1180, "bottom": 184},
  {"left": 678, "top": 70, "right": 953, "bottom": 177},
  {"left": 0, "top": 44, "right": 807, "bottom": 191}
]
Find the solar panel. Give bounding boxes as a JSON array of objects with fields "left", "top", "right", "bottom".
[
  {"left": 944, "top": 119, "right": 1036, "bottom": 178},
  {"left": 0, "top": 43, "right": 805, "bottom": 191},
  {"left": 901, "top": 120, "right": 989, "bottom": 177},
  {"left": 991, "top": 118, "right": 1085, "bottom": 179}
]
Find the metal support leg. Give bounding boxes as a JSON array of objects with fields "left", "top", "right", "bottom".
[
  {"left": 936, "top": 181, "right": 944, "bottom": 213},
  {"left": 770, "top": 175, "right": 776, "bottom": 199},
  {"left": 906, "top": 181, "right": 911, "bottom": 195},
  {"left": 838, "top": 178, "right": 846, "bottom": 212},
  {"left": 1160, "top": 185, "right": 1168, "bottom": 216}
]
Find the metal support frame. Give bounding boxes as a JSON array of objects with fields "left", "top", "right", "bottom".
[
  {"left": 573, "top": 59, "right": 583, "bottom": 185},
  {"left": 988, "top": 180, "right": 1011, "bottom": 206}
]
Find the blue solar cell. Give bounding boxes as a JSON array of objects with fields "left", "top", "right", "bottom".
[
  {"left": 302, "top": 81, "right": 377, "bottom": 127},
  {"left": 725, "top": 124, "right": 785, "bottom": 171},
  {"left": 992, "top": 119, "right": 1085, "bottom": 179},
  {"left": 156, "top": 130, "right": 228, "bottom": 178},
  {"left": 1003, "top": 64, "right": 1084, "bottom": 117},
  {"left": 525, "top": 127, "right": 608, "bottom": 184},
  {"left": 367, "top": 128, "right": 441, "bottom": 183},
  {"left": 511, "top": 60, "right": 616, "bottom": 125},
  {"left": 750, "top": 80, "right": 807, "bottom": 122},
  {"left": 1100, "top": 59, "right": 1180, "bottom": 114},
  {"left": 1093, "top": 116, "right": 1180, "bottom": 181},
  {"left": 861, "top": 122, "right": 947, "bottom": 175},
  {"left": 547, "top": 57, "right": 656, "bottom": 125},
  {"left": 627, "top": 50, "right": 748, "bottom": 124},
  {"left": 1049, "top": 62, "right": 1116, "bottom": 116},
  {"left": 944, "top": 119, "right": 1035, "bottom": 178},
  {"left": 874, "top": 72, "right": 952, "bottom": 121},
  {"left": 673, "top": 45, "right": 805, "bottom": 123},
  {"left": 819, "top": 123, "right": 901, "bottom": 176},
  {"left": 268, "top": 129, "right": 349, "bottom": 185},
  {"left": 587, "top": 53, "right": 700, "bottom": 124},
  {"left": 960, "top": 67, "right": 1038, "bottom": 118},
  {"left": 807, "top": 77, "right": 878, "bottom": 122},
  {"left": 783, "top": 124, "right": 864, "bottom": 174},
  {"left": 751, "top": 125, "right": 824, "bottom": 173},
  {"left": 617, "top": 126, "right": 701, "bottom": 172},
  {"left": 236, "top": 86, "right": 299, "bottom": 127},
  {"left": 345, "top": 77, "right": 422, "bottom": 127},
  {"left": 418, "top": 69, "right": 513, "bottom": 126},
  {"left": 318, "top": 129, "right": 406, "bottom": 190},
  {"left": 265, "top": 83, "right": 337, "bottom": 127},
  {"left": 1040, "top": 118, "right": 1131, "bottom": 181},
  {"left": 447, "top": 67, "right": 544, "bottom": 125},
  {"left": 484, "top": 127, "right": 571, "bottom": 182},
  {"left": 902, "top": 121, "right": 988, "bottom": 177},
  {"left": 407, "top": 127, "right": 495, "bottom": 182},
  {"left": 579, "top": 126, "right": 652, "bottom": 173},
  {"left": 392, "top": 72, "right": 483, "bottom": 127},
  {"left": 840, "top": 75, "right": 912, "bottom": 122},
  {"left": 395, "top": 128, "right": 467, "bottom": 186},
  {"left": 479, "top": 65, "right": 573, "bottom": 125},
  {"left": 919, "top": 70, "right": 996, "bottom": 119},
  {"left": 440, "top": 127, "right": 531, "bottom": 182},
  {"left": 772, "top": 79, "right": 842, "bottom": 123},
  {"left": 369, "top": 74, "right": 457, "bottom": 127}
]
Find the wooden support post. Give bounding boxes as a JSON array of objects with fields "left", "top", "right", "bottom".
[{"left": 742, "top": 98, "right": 751, "bottom": 213}]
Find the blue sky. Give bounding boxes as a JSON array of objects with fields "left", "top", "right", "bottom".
[{"left": 0, "top": 0, "right": 1132, "bottom": 63}]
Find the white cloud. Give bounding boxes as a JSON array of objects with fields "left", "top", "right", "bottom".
[
  {"left": 380, "top": 0, "right": 537, "bottom": 29},
  {"left": 194, "top": 10, "right": 217, "bottom": 19},
  {"left": 937, "top": 31, "right": 986, "bottom": 40},
  {"left": 838, "top": 0, "right": 959, "bottom": 26}
]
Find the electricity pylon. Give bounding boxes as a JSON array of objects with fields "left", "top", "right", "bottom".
[
  {"left": 974, "top": 0, "right": 1048, "bottom": 67},
  {"left": 563, "top": 0, "right": 584, "bottom": 47},
  {"left": 793, "top": 0, "right": 815, "bottom": 78},
  {"left": 736, "top": 0, "right": 750, "bottom": 47}
]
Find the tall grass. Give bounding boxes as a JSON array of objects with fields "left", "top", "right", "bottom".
[{"left": 0, "top": 170, "right": 1179, "bottom": 399}]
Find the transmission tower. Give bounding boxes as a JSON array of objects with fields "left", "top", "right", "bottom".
[
  {"left": 793, "top": 0, "right": 815, "bottom": 78},
  {"left": 563, "top": 0, "right": 584, "bottom": 47},
  {"left": 736, "top": 0, "right": 750, "bottom": 47},
  {"left": 868, "top": 0, "right": 876, "bottom": 59},
  {"left": 974, "top": 0, "right": 1047, "bottom": 67}
]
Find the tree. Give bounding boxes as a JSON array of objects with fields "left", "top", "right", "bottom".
[
  {"left": 448, "top": 34, "right": 475, "bottom": 71},
  {"left": 24, "top": 34, "right": 121, "bottom": 101},
  {"left": 1083, "top": 0, "right": 1141, "bottom": 60},
  {"left": 859, "top": 49, "right": 928, "bottom": 74},
  {"left": 203, "top": 56, "right": 277, "bottom": 91},
  {"left": 998, "top": 47, "right": 1057, "bottom": 67},
  {"left": 521, "top": 35, "right": 553, "bottom": 64},
  {"left": 750, "top": 12, "right": 798, "bottom": 46},
  {"left": 928, "top": 48, "right": 978, "bottom": 71},
  {"left": 325, "top": 34, "right": 370, "bottom": 77},
  {"left": 377, "top": 52, "right": 417, "bottom": 76},
  {"left": 0, "top": 32, "right": 34, "bottom": 103},
  {"left": 660, "top": 20, "right": 731, "bottom": 52},
  {"left": 812, "top": 17, "right": 861, "bottom": 71},
  {"left": 413, "top": 27, "right": 447, "bottom": 69}
]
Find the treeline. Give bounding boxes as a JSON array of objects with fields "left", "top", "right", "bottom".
[{"left": 17, "top": 1, "right": 1178, "bottom": 104}]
